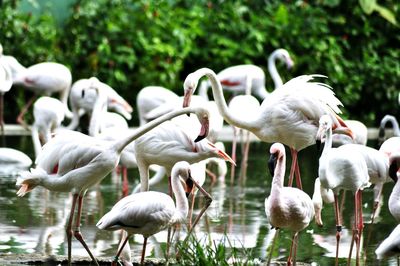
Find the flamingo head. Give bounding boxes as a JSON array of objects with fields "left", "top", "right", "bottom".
[
  {"left": 173, "top": 161, "right": 194, "bottom": 197},
  {"left": 183, "top": 73, "right": 198, "bottom": 109},
  {"left": 195, "top": 140, "right": 236, "bottom": 166},
  {"left": 316, "top": 115, "right": 333, "bottom": 149},
  {"left": 193, "top": 107, "right": 210, "bottom": 142},
  {"left": 268, "top": 143, "right": 285, "bottom": 177},
  {"left": 389, "top": 152, "right": 400, "bottom": 182},
  {"left": 275, "top": 48, "right": 294, "bottom": 70}
]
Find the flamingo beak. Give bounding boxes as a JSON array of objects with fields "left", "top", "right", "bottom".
[
  {"left": 185, "top": 172, "right": 195, "bottom": 197},
  {"left": 194, "top": 117, "right": 209, "bottom": 143},
  {"left": 286, "top": 58, "right": 294, "bottom": 70},
  {"left": 183, "top": 89, "right": 192, "bottom": 112},
  {"left": 268, "top": 153, "right": 277, "bottom": 177},
  {"left": 315, "top": 207, "right": 323, "bottom": 227},
  {"left": 208, "top": 142, "right": 235, "bottom": 166},
  {"left": 389, "top": 161, "right": 399, "bottom": 183}
]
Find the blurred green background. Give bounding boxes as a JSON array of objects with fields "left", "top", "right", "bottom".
[{"left": 1, "top": 0, "right": 399, "bottom": 126}]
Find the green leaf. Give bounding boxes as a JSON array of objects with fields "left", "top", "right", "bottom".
[
  {"left": 374, "top": 5, "right": 397, "bottom": 25},
  {"left": 359, "top": 0, "right": 376, "bottom": 14}
]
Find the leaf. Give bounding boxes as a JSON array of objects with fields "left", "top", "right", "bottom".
[
  {"left": 374, "top": 5, "right": 397, "bottom": 25},
  {"left": 359, "top": 0, "right": 376, "bottom": 14}
]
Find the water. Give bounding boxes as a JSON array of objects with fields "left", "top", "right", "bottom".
[{"left": 0, "top": 137, "right": 398, "bottom": 265}]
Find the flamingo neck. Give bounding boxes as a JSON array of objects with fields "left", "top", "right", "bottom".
[
  {"left": 271, "top": 154, "right": 286, "bottom": 191},
  {"left": 31, "top": 125, "right": 42, "bottom": 158},
  {"left": 382, "top": 116, "right": 400, "bottom": 136},
  {"left": 113, "top": 107, "right": 202, "bottom": 154},
  {"left": 198, "top": 80, "right": 210, "bottom": 100},
  {"left": 268, "top": 52, "right": 283, "bottom": 89},
  {"left": 194, "top": 68, "right": 258, "bottom": 132},
  {"left": 89, "top": 90, "right": 107, "bottom": 137},
  {"left": 171, "top": 173, "right": 189, "bottom": 223},
  {"left": 389, "top": 178, "right": 400, "bottom": 218},
  {"left": 321, "top": 127, "right": 333, "bottom": 160}
]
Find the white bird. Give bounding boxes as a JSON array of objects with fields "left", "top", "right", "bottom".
[
  {"left": 67, "top": 77, "right": 132, "bottom": 131},
  {"left": 375, "top": 224, "right": 400, "bottom": 261},
  {"left": 183, "top": 68, "right": 352, "bottom": 190},
  {"left": 15, "top": 106, "right": 211, "bottom": 266},
  {"left": 0, "top": 147, "right": 32, "bottom": 174},
  {"left": 134, "top": 120, "right": 235, "bottom": 193},
  {"left": 332, "top": 119, "right": 368, "bottom": 147},
  {"left": 1, "top": 54, "right": 73, "bottom": 126},
  {"left": 264, "top": 143, "right": 314, "bottom": 265},
  {"left": 97, "top": 161, "right": 207, "bottom": 265},
  {"left": 136, "top": 86, "right": 180, "bottom": 126},
  {"left": 378, "top": 115, "right": 400, "bottom": 147},
  {"left": 312, "top": 177, "right": 335, "bottom": 226},
  {"left": 197, "top": 48, "right": 294, "bottom": 100},
  {"left": 31, "top": 96, "right": 66, "bottom": 158},
  {"left": 379, "top": 137, "right": 400, "bottom": 158},
  {"left": 0, "top": 44, "right": 13, "bottom": 132},
  {"left": 388, "top": 151, "right": 400, "bottom": 222},
  {"left": 317, "top": 115, "right": 370, "bottom": 266}
]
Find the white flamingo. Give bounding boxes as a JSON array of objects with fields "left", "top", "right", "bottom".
[
  {"left": 15, "top": 106, "right": 211, "bottom": 266},
  {"left": 378, "top": 115, "right": 400, "bottom": 147},
  {"left": 375, "top": 224, "right": 400, "bottom": 261},
  {"left": 312, "top": 177, "right": 335, "bottom": 226},
  {"left": 97, "top": 161, "right": 207, "bottom": 265},
  {"left": 1, "top": 53, "right": 73, "bottom": 126},
  {"left": 183, "top": 68, "right": 352, "bottom": 190},
  {"left": 317, "top": 115, "right": 370, "bottom": 266},
  {"left": 0, "top": 44, "right": 13, "bottom": 132},
  {"left": 198, "top": 48, "right": 294, "bottom": 100},
  {"left": 264, "top": 143, "right": 314, "bottom": 265},
  {"left": 0, "top": 147, "right": 32, "bottom": 174},
  {"left": 67, "top": 77, "right": 132, "bottom": 131},
  {"left": 134, "top": 120, "right": 235, "bottom": 193},
  {"left": 388, "top": 151, "right": 400, "bottom": 222},
  {"left": 31, "top": 96, "right": 66, "bottom": 158}
]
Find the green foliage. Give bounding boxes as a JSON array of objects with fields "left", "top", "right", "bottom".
[{"left": 0, "top": 0, "right": 399, "bottom": 126}]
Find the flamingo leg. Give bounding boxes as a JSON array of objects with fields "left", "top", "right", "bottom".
[
  {"left": 230, "top": 126, "right": 237, "bottom": 185},
  {"left": 356, "top": 190, "right": 364, "bottom": 265},
  {"left": 73, "top": 195, "right": 99, "bottom": 265},
  {"left": 113, "top": 233, "right": 131, "bottom": 266},
  {"left": 288, "top": 148, "right": 297, "bottom": 187},
  {"left": 334, "top": 194, "right": 342, "bottom": 266},
  {"left": 66, "top": 194, "right": 78, "bottom": 266},
  {"left": 140, "top": 237, "right": 148, "bottom": 265},
  {"left": 287, "top": 232, "right": 298, "bottom": 266},
  {"left": 17, "top": 94, "right": 36, "bottom": 130},
  {"left": 187, "top": 179, "right": 212, "bottom": 236},
  {"left": 348, "top": 192, "right": 358, "bottom": 265},
  {"left": 294, "top": 157, "right": 302, "bottom": 190},
  {"left": 266, "top": 228, "right": 280, "bottom": 266},
  {"left": 293, "top": 232, "right": 299, "bottom": 265},
  {"left": 0, "top": 93, "right": 4, "bottom": 134},
  {"left": 122, "top": 167, "right": 129, "bottom": 197},
  {"left": 188, "top": 191, "right": 196, "bottom": 229},
  {"left": 240, "top": 131, "right": 251, "bottom": 183},
  {"left": 205, "top": 168, "right": 217, "bottom": 186}
]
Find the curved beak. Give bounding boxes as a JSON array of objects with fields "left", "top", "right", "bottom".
[
  {"left": 183, "top": 89, "right": 192, "bottom": 113},
  {"left": 334, "top": 127, "right": 354, "bottom": 140},
  {"left": 194, "top": 117, "right": 209, "bottom": 143},
  {"left": 185, "top": 172, "right": 195, "bottom": 198},
  {"left": 208, "top": 142, "right": 236, "bottom": 166},
  {"left": 389, "top": 161, "right": 399, "bottom": 183},
  {"left": 268, "top": 153, "right": 277, "bottom": 177},
  {"left": 286, "top": 58, "right": 294, "bottom": 70}
]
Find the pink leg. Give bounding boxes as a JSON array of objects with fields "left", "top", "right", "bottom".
[
  {"left": 230, "top": 126, "right": 237, "bottom": 185},
  {"left": 122, "top": 167, "right": 129, "bottom": 197},
  {"left": 17, "top": 95, "right": 36, "bottom": 129},
  {"left": 334, "top": 194, "right": 342, "bottom": 266},
  {"left": 356, "top": 191, "right": 364, "bottom": 265},
  {"left": 188, "top": 192, "right": 196, "bottom": 229},
  {"left": 287, "top": 232, "right": 298, "bottom": 266},
  {"left": 140, "top": 237, "right": 148, "bottom": 265},
  {"left": 0, "top": 93, "right": 4, "bottom": 134},
  {"left": 73, "top": 195, "right": 98, "bottom": 265},
  {"left": 294, "top": 157, "right": 302, "bottom": 190},
  {"left": 66, "top": 194, "right": 78, "bottom": 266},
  {"left": 348, "top": 192, "right": 358, "bottom": 265},
  {"left": 288, "top": 148, "right": 298, "bottom": 187},
  {"left": 113, "top": 233, "right": 131, "bottom": 265}
]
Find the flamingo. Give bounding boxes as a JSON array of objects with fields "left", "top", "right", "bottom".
[
  {"left": 388, "top": 151, "right": 400, "bottom": 222},
  {"left": 332, "top": 119, "right": 368, "bottom": 147},
  {"left": 317, "top": 115, "right": 370, "bottom": 266},
  {"left": 197, "top": 48, "right": 294, "bottom": 100},
  {"left": 0, "top": 44, "right": 13, "bottom": 132},
  {"left": 97, "top": 161, "right": 208, "bottom": 265},
  {"left": 183, "top": 68, "right": 352, "bottom": 190},
  {"left": 375, "top": 224, "right": 400, "bottom": 261},
  {"left": 378, "top": 115, "right": 400, "bottom": 147},
  {"left": 1, "top": 53, "right": 73, "bottom": 126},
  {"left": 67, "top": 77, "right": 132, "bottom": 131},
  {"left": 136, "top": 86, "right": 179, "bottom": 126},
  {"left": 312, "top": 177, "right": 335, "bottom": 226},
  {"left": 15, "top": 106, "right": 211, "bottom": 266},
  {"left": 264, "top": 143, "right": 314, "bottom": 265},
  {"left": 134, "top": 120, "right": 235, "bottom": 193},
  {"left": 0, "top": 147, "right": 32, "bottom": 173},
  {"left": 31, "top": 96, "right": 66, "bottom": 158}
]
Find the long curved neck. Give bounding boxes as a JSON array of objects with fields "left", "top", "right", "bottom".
[
  {"left": 172, "top": 172, "right": 189, "bottom": 222},
  {"left": 195, "top": 68, "right": 258, "bottom": 131},
  {"left": 271, "top": 154, "right": 286, "bottom": 191},
  {"left": 321, "top": 127, "right": 333, "bottom": 160},
  {"left": 31, "top": 125, "right": 42, "bottom": 158},
  {"left": 381, "top": 115, "right": 400, "bottom": 136},
  {"left": 89, "top": 90, "right": 107, "bottom": 137},
  {"left": 268, "top": 52, "right": 283, "bottom": 89},
  {"left": 198, "top": 80, "right": 210, "bottom": 100},
  {"left": 113, "top": 107, "right": 201, "bottom": 154}
]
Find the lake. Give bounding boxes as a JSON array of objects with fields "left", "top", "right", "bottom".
[{"left": 0, "top": 135, "right": 398, "bottom": 265}]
